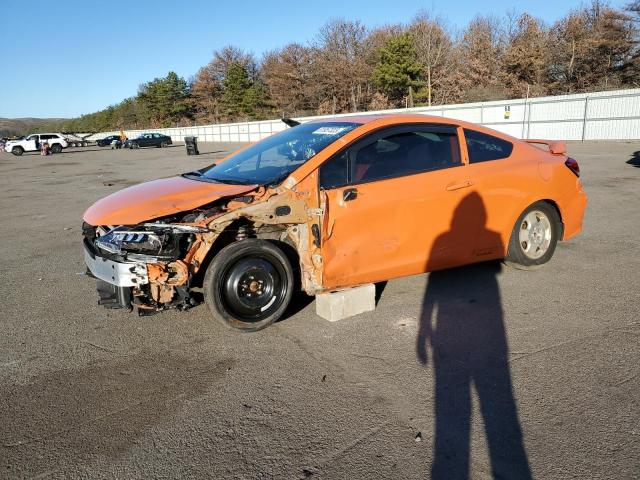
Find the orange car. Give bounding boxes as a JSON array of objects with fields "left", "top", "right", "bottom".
[{"left": 83, "top": 114, "right": 587, "bottom": 330}]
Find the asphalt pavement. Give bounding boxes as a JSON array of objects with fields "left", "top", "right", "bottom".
[{"left": 0, "top": 141, "right": 638, "bottom": 479}]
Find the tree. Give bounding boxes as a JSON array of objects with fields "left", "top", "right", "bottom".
[
  {"left": 312, "top": 19, "right": 371, "bottom": 113},
  {"left": 624, "top": 0, "right": 640, "bottom": 85},
  {"left": 189, "top": 67, "right": 223, "bottom": 123},
  {"left": 262, "top": 43, "right": 314, "bottom": 116},
  {"left": 457, "top": 16, "right": 508, "bottom": 101},
  {"left": 137, "top": 71, "right": 191, "bottom": 127},
  {"left": 372, "top": 32, "right": 423, "bottom": 105},
  {"left": 410, "top": 12, "right": 455, "bottom": 105},
  {"left": 501, "top": 13, "right": 550, "bottom": 97},
  {"left": 220, "top": 62, "right": 269, "bottom": 120},
  {"left": 548, "top": 1, "right": 638, "bottom": 92}
]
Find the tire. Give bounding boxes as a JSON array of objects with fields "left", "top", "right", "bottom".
[
  {"left": 51, "top": 144, "right": 62, "bottom": 154},
  {"left": 160, "top": 141, "right": 168, "bottom": 148},
  {"left": 505, "top": 202, "right": 561, "bottom": 270},
  {"left": 203, "top": 239, "right": 294, "bottom": 332},
  {"left": 11, "top": 146, "right": 24, "bottom": 156}
]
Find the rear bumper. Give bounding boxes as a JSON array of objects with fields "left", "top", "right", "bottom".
[{"left": 561, "top": 182, "right": 588, "bottom": 240}]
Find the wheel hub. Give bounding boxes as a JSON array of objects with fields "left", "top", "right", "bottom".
[
  {"left": 519, "top": 210, "right": 552, "bottom": 259},
  {"left": 221, "top": 258, "right": 281, "bottom": 320}
]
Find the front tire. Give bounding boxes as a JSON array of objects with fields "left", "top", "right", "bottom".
[
  {"left": 11, "top": 146, "right": 23, "bottom": 156},
  {"left": 203, "top": 239, "right": 294, "bottom": 332},
  {"left": 505, "top": 202, "right": 561, "bottom": 270}
]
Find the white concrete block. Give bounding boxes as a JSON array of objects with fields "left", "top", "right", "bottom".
[{"left": 315, "top": 284, "right": 376, "bottom": 322}]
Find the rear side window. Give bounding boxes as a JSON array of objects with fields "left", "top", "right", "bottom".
[{"left": 464, "top": 129, "right": 513, "bottom": 163}]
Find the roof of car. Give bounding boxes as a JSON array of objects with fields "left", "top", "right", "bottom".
[{"left": 312, "top": 113, "right": 451, "bottom": 125}]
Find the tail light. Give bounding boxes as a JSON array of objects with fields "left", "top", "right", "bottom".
[{"left": 565, "top": 157, "right": 580, "bottom": 177}]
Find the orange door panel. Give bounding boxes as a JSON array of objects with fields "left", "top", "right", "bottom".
[{"left": 321, "top": 167, "right": 474, "bottom": 290}]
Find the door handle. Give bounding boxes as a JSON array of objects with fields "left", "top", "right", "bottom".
[
  {"left": 343, "top": 188, "right": 358, "bottom": 202},
  {"left": 445, "top": 180, "right": 473, "bottom": 191}
]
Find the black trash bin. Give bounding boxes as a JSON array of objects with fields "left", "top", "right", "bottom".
[{"left": 185, "top": 136, "right": 199, "bottom": 155}]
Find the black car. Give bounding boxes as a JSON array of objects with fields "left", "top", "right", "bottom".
[
  {"left": 97, "top": 135, "right": 123, "bottom": 147},
  {"left": 125, "top": 133, "right": 172, "bottom": 149}
]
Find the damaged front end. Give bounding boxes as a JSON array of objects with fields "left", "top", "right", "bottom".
[
  {"left": 83, "top": 219, "right": 205, "bottom": 313},
  {"left": 83, "top": 187, "right": 319, "bottom": 316}
]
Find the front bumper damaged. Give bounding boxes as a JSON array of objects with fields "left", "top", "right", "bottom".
[
  {"left": 84, "top": 243, "right": 148, "bottom": 287},
  {"left": 84, "top": 240, "right": 150, "bottom": 310}
]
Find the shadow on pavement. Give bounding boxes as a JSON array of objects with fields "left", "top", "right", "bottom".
[
  {"left": 626, "top": 151, "right": 640, "bottom": 167},
  {"left": 416, "top": 192, "right": 532, "bottom": 480}
]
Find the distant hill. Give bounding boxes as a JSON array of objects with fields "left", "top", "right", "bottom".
[{"left": 0, "top": 117, "right": 68, "bottom": 137}]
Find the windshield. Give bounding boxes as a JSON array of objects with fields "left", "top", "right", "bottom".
[{"left": 194, "top": 121, "right": 359, "bottom": 185}]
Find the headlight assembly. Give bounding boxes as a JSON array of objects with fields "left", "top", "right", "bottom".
[
  {"left": 94, "top": 224, "right": 206, "bottom": 261},
  {"left": 95, "top": 228, "right": 163, "bottom": 255}
]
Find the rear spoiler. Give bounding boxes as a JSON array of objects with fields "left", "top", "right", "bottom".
[
  {"left": 281, "top": 118, "right": 301, "bottom": 127},
  {"left": 525, "top": 139, "right": 567, "bottom": 155}
]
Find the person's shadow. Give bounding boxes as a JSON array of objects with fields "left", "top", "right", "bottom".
[{"left": 416, "top": 192, "right": 532, "bottom": 480}]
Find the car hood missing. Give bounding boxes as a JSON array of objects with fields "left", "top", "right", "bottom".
[{"left": 83, "top": 176, "right": 257, "bottom": 225}]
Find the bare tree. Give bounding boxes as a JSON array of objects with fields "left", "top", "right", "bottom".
[
  {"left": 262, "top": 43, "right": 314, "bottom": 116},
  {"left": 501, "top": 13, "right": 550, "bottom": 97},
  {"left": 548, "top": 1, "right": 638, "bottom": 92},
  {"left": 455, "top": 15, "right": 508, "bottom": 101},
  {"left": 410, "top": 11, "right": 455, "bottom": 106},
  {"left": 312, "top": 19, "right": 371, "bottom": 113}
]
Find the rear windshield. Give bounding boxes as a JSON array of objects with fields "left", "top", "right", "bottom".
[{"left": 193, "top": 122, "right": 359, "bottom": 186}]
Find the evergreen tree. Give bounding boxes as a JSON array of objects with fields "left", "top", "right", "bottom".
[{"left": 372, "top": 33, "right": 423, "bottom": 104}]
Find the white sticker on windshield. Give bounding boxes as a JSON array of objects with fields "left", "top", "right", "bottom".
[{"left": 312, "top": 126, "right": 349, "bottom": 135}]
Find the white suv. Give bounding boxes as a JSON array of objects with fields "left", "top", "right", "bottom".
[{"left": 5, "top": 133, "right": 68, "bottom": 156}]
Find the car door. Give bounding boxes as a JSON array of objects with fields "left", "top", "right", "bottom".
[
  {"left": 318, "top": 124, "right": 475, "bottom": 289},
  {"left": 25, "top": 135, "right": 39, "bottom": 151}
]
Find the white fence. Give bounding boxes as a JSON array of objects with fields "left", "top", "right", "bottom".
[{"left": 90, "top": 88, "right": 640, "bottom": 143}]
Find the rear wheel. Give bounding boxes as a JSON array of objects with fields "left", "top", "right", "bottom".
[
  {"left": 160, "top": 141, "right": 168, "bottom": 148},
  {"left": 51, "top": 144, "right": 62, "bottom": 154},
  {"left": 505, "top": 202, "right": 561, "bottom": 270},
  {"left": 11, "top": 146, "right": 23, "bottom": 156},
  {"left": 204, "top": 239, "right": 294, "bottom": 332}
]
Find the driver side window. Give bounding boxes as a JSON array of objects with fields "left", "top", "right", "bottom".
[
  {"left": 319, "top": 151, "right": 349, "bottom": 189},
  {"left": 319, "top": 125, "right": 461, "bottom": 189}
]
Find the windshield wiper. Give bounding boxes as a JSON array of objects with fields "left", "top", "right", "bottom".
[{"left": 182, "top": 172, "right": 252, "bottom": 185}]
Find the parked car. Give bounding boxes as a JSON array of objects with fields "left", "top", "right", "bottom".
[
  {"left": 97, "top": 135, "right": 123, "bottom": 147},
  {"left": 4, "top": 133, "right": 68, "bottom": 156},
  {"left": 64, "top": 133, "right": 89, "bottom": 147},
  {"left": 124, "top": 133, "right": 172, "bottom": 149},
  {"left": 82, "top": 114, "right": 587, "bottom": 331}
]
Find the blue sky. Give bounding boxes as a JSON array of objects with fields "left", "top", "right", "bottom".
[{"left": 0, "top": 0, "right": 629, "bottom": 118}]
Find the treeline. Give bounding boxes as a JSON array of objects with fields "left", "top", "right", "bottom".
[{"left": 42, "top": 1, "right": 639, "bottom": 133}]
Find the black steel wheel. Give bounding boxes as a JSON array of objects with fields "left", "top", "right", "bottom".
[{"left": 204, "top": 239, "right": 294, "bottom": 331}]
